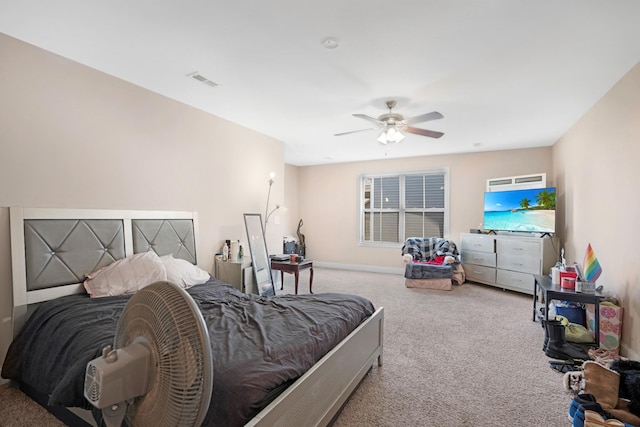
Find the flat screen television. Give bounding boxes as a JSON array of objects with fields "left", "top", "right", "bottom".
[{"left": 483, "top": 187, "right": 556, "bottom": 234}]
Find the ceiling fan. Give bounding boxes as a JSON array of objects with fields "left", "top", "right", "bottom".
[{"left": 335, "top": 100, "right": 444, "bottom": 144}]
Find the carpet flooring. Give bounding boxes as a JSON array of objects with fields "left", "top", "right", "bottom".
[
  {"left": 279, "top": 267, "right": 573, "bottom": 427},
  {"left": 0, "top": 384, "right": 67, "bottom": 427},
  {"left": 0, "top": 267, "right": 572, "bottom": 426}
]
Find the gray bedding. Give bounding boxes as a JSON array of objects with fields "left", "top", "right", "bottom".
[{"left": 1, "top": 278, "right": 375, "bottom": 427}]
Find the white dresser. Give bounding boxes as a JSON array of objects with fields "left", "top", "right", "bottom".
[{"left": 460, "top": 233, "right": 558, "bottom": 295}]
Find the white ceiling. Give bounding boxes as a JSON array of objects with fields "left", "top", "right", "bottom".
[{"left": 2, "top": 1, "right": 640, "bottom": 166}]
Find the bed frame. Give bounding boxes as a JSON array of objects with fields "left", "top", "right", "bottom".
[{"left": 8, "top": 206, "right": 384, "bottom": 427}]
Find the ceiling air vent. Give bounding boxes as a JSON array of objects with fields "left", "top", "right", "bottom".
[{"left": 186, "top": 72, "right": 218, "bottom": 88}]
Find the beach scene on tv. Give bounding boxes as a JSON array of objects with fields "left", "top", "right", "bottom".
[{"left": 483, "top": 187, "right": 556, "bottom": 233}]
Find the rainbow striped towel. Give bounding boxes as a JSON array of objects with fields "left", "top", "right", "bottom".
[{"left": 583, "top": 243, "right": 602, "bottom": 283}]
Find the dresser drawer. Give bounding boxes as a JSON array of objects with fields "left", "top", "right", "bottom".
[
  {"left": 461, "top": 250, "right": 496, "bottom": 268},
  {"left": 496, "top": 238, "right": 540, "bottom": 258},
  {"left": 463, "top": 263, "right": 496, "bottom": 284},
  {"left": 460, "top": 234, "right": 495, "bottom": 253},
  {"left": 497, "top": 253, "right": 540, "bottom": 274},
  {"left": 496, "top": 269, "right": 534, "bottom": 294}
]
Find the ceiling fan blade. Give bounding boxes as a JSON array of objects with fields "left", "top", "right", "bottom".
[
  {"left": 353, "top": 113, "right": 382, "bottom": 125},
  {"left": 403, "top": 111, "right": 444, "bottom": 125},
  {"left": 404, "top": 126, "right": 444, "bottom": 139},
  {"left": 334, "top": 128, "right": 377, "bottom": 137}
]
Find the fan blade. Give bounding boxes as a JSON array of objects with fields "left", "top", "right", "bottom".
[
  {"left": 334, "top": 128, "right": 377, "bottom": 136},
  {"left": 352, "top": 113, "right": 382, "bottom": 125},
  {"left": 403, "top": 111, "right": 444, "bottom": 125},
  {"left": 404, "top": 126, "right": 444, "bottom": 139}
]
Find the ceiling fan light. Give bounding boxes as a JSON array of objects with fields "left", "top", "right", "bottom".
[
  {"left": 390, "top": 128, "right": 405, "bottom": 143},
  {"left": 377, "top": 131, "right": 388, "bottom": 145},
  {"left": 383, "top": 127, "right": 405, "bottom": 144}
]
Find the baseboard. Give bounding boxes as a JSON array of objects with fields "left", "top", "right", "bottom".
[{"left": 313, "top": 261, "right": 404, "bottom": 275}]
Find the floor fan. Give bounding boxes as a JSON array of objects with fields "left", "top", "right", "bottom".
[{"left": 84, "top": 281, "right": 213, "bottom": 427}]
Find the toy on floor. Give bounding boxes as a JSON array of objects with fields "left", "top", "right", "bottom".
[{"left": 563, "top": 370, "right": 585, "bottom": 394}]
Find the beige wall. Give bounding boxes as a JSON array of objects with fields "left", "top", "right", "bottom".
[
  {"left": 2, "top": 29, "right": 639, "bottom": 375},
  {"left": 553, "top": 61, "right": 640, "bottom": 359},
  {"left": 0, "top": 34, "right": 289, "bottom": 374},
  {"left": 295, "top": 147, "right": 553, "bottom": 270},
  {"left": 294, "top": 57, "right": 640, "bottom": 358},
  {"left": 283, "top": 164, "right": 301, "bottom": 240}
]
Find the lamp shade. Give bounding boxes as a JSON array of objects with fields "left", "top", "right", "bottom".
[{"left": 377, "top": 127, "right": 405, "bottom": 144}]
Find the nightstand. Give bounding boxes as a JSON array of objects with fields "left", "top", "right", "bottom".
[{"left": 214, "top": 257, "right": 252, "bottom": 292}]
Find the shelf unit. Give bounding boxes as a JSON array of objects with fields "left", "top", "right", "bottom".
[{"left": 460, "top": 233, "right": 558, "bottom": 295}]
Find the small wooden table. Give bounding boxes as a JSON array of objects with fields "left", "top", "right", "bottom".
[
  {"left": 533, "top": 274, "right": 604, "bottom": 346},
  {"left": 271, "top": 259, "right": 314, "bottom": 295}
]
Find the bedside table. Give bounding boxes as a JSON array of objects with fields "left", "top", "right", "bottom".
[{"left": 215, "top": 258, "right": 252, "bottom": 292}]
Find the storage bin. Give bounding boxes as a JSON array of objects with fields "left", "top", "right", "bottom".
[{"left": 555, "top": 301, "right": 586, "bottom": 326}]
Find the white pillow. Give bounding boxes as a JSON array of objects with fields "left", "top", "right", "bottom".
[
  {"left": 160, "top": 254, "right": 210, "bottom": 288},
  {"left": 84, "top": 251, "right": 167, "bottom": 298}
]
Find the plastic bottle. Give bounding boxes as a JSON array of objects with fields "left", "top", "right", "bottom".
[
  {"left": 222, "top": 243, "right": 229, "bottom": 261},
  {"left": 230, "top": 240, "right": 239, "bottom": 262},
  {"left": 548, "top": 301, "right": 557, "bottom": 320}
]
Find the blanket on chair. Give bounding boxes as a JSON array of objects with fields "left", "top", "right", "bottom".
[{"left": 401, "top": 237, "right": 460, "bottom": 262}]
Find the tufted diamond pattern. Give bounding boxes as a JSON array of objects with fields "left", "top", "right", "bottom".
[
  {"left": 132, "top": 219, "right": 196, "bottom": 264},
  {"left": 24, "top": 219, "right": 125, "bottom": 290}
]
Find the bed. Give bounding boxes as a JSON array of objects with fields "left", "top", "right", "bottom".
[{"left": 2, "top": 207, "right": 384, "bottom": 427}]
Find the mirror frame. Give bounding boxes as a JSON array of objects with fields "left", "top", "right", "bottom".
[{"left": 243, "top": 213, "right": 276, "bottom": 296}]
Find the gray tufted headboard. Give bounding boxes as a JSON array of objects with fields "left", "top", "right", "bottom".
[
  {"left": 132, "top": 219, "right": 197, "bottom": 264},
  {"left": 10, "top": 207, "right": 199, "bottom": 335}
]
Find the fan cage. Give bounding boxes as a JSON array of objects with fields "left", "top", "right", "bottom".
[{"left": 115, "top": 281, "right": 213, "bottom": 427}]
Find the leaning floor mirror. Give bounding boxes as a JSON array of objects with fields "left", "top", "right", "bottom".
[{"left": 243, "top": 213, "right": 276, "bottom": 296}]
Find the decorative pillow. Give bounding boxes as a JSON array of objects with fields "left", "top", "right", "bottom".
[
  {"left": 160, "top": 254, "right": 210, "bottom": 288},
  {"left": 84, "top": 251, "right": 167, "bottom": 298}
]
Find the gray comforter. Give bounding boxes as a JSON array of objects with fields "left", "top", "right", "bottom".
[{"left": 1, "top": 278, "right": 375, "bottom": 427}]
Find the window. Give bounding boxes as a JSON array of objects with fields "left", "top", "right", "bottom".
[{"left": 360, "top": 169, "right": 449, "bottom": 244}]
